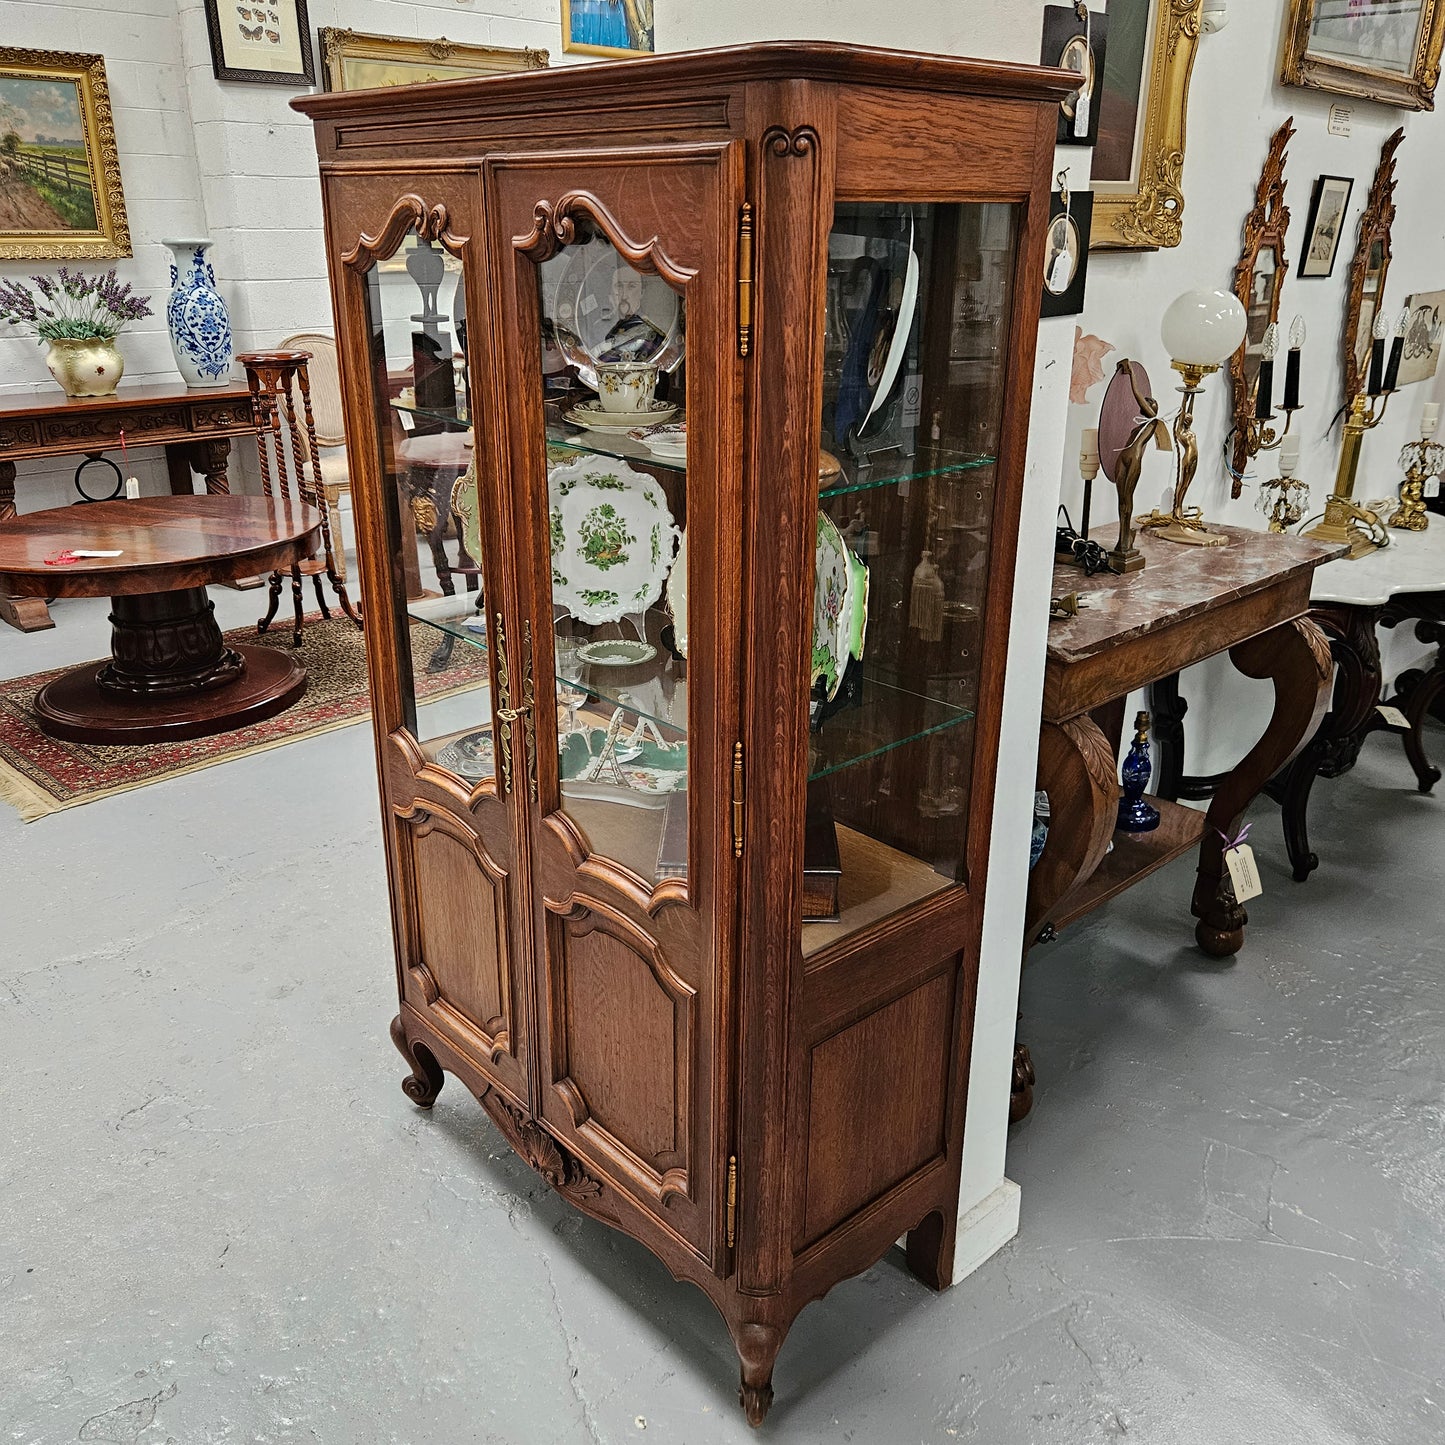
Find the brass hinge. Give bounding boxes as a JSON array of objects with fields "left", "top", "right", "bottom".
[
  {"left": 737, "top": 202, "right": 754, "bottom": 358},
  {"left": 731, "top": 741, "right": 744, "bottom": 858},
  {"left": 726, "top": 1154, "right": 738, "bottom": 1247}
]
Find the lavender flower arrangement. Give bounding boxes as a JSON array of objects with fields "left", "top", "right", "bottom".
[{"left": 0, "top": 267, "right": 152, "bottom": 344}]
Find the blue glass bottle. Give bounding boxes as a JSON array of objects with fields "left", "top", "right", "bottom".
[{"left": 1117, "top": 710, "right": 1161, "bottom": 833}]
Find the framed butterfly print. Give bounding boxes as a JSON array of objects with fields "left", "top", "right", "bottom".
[{"left": 204, "top": 0, "right": 315, "bottom": 86}]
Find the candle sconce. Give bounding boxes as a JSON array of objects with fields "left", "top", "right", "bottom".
[{"left": 1227, "top": 117, "right": 1297, "bottom": 497}]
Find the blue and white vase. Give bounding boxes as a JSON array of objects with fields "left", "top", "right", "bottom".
[{"left": 163, "top": 238, "right": 233, "bottom": 388}]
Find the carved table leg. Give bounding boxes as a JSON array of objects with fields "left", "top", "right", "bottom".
[
  {"left": 194, "top": 438, "right": 232, "bottom": 495},
  {"left": 0, "top": 460, "right": 55, "bottom": 631},
  {"left": 1025, "top": 715, "right": 1120, "bottom": 944},
  {"left": 1267, "top": 602, "right": 1383, "bottom": 882},
  {"left": 1399, "top": 659, "right": 1445, "bottom": 793},
  {"left": 731, "top": 1321, "right": 783, "bottom": 1428},
  {"left": 1151, "top": 672, "right": 1188, "bottom": 802},
  {"left": 1194, "top": 616, "right": 1333, "bottom": 955},
  {"left": 1383, "top": 598, "right": 1445, "bottom": 793}
]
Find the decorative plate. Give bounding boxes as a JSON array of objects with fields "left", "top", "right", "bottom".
[
  {"left": 565, "top": 399, "right": 679, "bottom": 433},
  {"left": 559, "top": 723, "right": 687, "bottom": 808},
  {"left": 667, "top": 527, "right": 688, "bottom": 657},
  {"left": 631, "top": 422, "right": 688, "bottom": 459},
  {"left": 540, "top": 237, "right": 685, "bottom": 380},
  {"left": 812, "top": 513, "right": 853, "bottom": 701},
  {"left": 549, "top": 455, "right": 681, "bottom": 625},
  {"left": 435, "top": 728, "right": 494, "bottom": 780},
  {"left": 862, "top": 216, "right": 920, "bottom": 429},
  {"left": 575, "top": 638, "right": 658, "bottom": 667}
]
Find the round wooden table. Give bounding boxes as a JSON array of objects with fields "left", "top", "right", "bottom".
[{"left": 0, "top": 494, "right": 322, "bottom": 743}]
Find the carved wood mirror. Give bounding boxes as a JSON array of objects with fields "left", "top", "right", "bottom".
[
  {"left": 1228, "top": 118, "right": 1293, "bottom": 493},
  {"left": 1343, "top": 128, "right": 1405, "bottom": 405}
]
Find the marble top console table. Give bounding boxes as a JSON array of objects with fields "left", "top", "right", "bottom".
[{"left": 1269, "top": 525, "right": 1445, "bottom": 880}]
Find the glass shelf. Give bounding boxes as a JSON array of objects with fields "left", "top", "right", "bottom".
[
  {"left": 809, "top": 661, "right": 974, "bottom": 780},
  {"left": 392, "top": 399, "right": 472, "bottom": 431},
  {"left": 545, "top": 420, "right": 687, "bottom": 474},
  {"left": 819, "top": 447, "right": 995, "bottom": 500}
]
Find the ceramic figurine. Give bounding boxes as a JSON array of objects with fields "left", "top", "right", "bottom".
[
  {"left": 1117, "top": 710, "right": 1161, "bottom": 833},
  {"left": 162, "top": 238, "right": 234, "bottom": 388}
]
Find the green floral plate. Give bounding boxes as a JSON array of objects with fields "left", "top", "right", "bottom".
[
  {"left": 548, "top": 455, "right": 680, "bottom": 625},
  {"left": 811, "top": 512, "right": 869, "bottom": 700}
]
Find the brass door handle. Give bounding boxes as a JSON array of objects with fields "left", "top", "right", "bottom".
[{"left": 493, "top": 614, "right": 537, "bottom": 798}]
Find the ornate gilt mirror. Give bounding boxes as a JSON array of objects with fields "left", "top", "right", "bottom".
[
  {"left": 1343, "top": 128, "right": 1405, "bottom": 405},
  {"left": 1228, "top": 118, "right": 1294, "bottom": 492}
]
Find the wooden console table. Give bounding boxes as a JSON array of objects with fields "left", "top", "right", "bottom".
[
  {"left": 0, "top": 383, "right": 260, "bottom": 633},
  {"left": 1014, "top": 527, "right": 1342, "bottom": 1119},
  {"left": 1268, "top": 526, "right": 1445, "bottom": 881}
]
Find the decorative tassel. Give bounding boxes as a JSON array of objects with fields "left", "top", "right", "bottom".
[{"left": 909, "top": 550, "right": 944, "bottom": 641}]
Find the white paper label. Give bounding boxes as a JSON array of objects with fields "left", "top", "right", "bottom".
[
  {"left": 1426, "top": 476, "right": 1441, "bottom": 499},
  {"left": 1377, "top": 704, "right": 1410, "bottom": 729},
  {"left": 901, "top": 371, "right": 922, "bottom": 428},
  {"left": 124, "top": 477, "right": 140, "bottom": 500},
  {"left": 1328, "top": 104, "right": 1353, "bottom": 137},
  {"left": 1048, "top": 249, "right": 1075, "bottom": 294},
  {"left": 397, "top": 410, "right": 416, "bottom": 433},
  {"left": 1225, "top": 843, "right": 1263, "bottom": 904},
  {"left": 1074, "top": 90, "right": 1090, "bottom": 138}
]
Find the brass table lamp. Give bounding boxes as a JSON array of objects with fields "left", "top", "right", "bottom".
[{"left": 1140, "top": 289, "right": 1248, "bottom": 547}]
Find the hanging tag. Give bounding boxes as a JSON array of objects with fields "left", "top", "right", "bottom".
[
  {"left": 1048, "top": 175, "right": 1075, "bottom": 293},
  {"left": 1225, "top": 843, "right": 1263, "bottom": 904},
  {"left": 1073, "top": 9, "right": 1092, "bottom": 137},
  {"left": 124, "top": 478, "right": 141, "bottom": 500},
  {"left": 1425, "top": 476, "right": 1441, "bottom": 499},
  {"left": 1377, "top": 704, "right": 1410, "bottom": 729}
]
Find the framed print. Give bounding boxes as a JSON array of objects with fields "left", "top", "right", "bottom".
[
  {"left": 0, "top": 48, "right": 130, "bottom": 261},
  {"left": 1298, "top": 174, "right": 1354, "bottom": 278},
  {"left": 1397, "top": 289, "right": 1445, "bottom": 386},
  {"left": 204, "top": 0, "right": 314, "bottom": 86},
  {"left": 1091, "top": 0, "right": 1206, "bottom": 251},
  {"left": 1041, "top": 189, "right": 1093, "bottom": 318},
  {"left": 1041, "top": 5, "right": 1109, "bottom": 148},
  {"left": 319, "top": 30, "right": 547, "bottom": 92},
  {"left": 1282, "top": 0, "right": 1445, "bottom": 110},
  {"left": 562, "top": 0, "right": 654, "bottom": 58}
]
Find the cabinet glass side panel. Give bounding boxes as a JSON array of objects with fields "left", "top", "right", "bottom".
[
  {"left": 532, "top": 233, "right": 689, "bottom": 887},
  {"left": 803, "top": 201, "right": 1016, "bottom": 956},
  {"left": 362, "top": 231, "right": 493, "bottom": 781}
]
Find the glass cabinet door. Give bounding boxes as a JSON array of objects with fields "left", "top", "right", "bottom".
[
  {"left": 361, "top": 225, "right": 496, "bottom": 779},
  {"left": 803, "top": 201, "right": 1017, "bottom": 956},
  {"left": 484, "top": 147, "right": 743, "bottom": 1261}
]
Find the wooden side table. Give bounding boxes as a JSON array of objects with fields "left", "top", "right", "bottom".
[
  {"left": 0, "top": 495, "right": 320, "bottom": 743},
  {"left": 0, "top": 383, "right": 260, "bottom": 633}
]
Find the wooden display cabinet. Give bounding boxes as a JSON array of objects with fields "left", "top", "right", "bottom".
[{"left": 297, "top": 43, "right": 1069, "bottom": 1425}]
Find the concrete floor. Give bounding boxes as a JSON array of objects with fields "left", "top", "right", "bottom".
[{"left": 2, "top": 582, "right": 1443, "bottom": 1444}]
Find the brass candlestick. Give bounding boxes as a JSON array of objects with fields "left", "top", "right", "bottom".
[
  {"left": 1139, "top": 360, "right": 1228, "bottom": 546},
  {"left": 1388, "top": 438, "right": 1444, "bottom": 532},
  {"left": 1304, "top": 390, "right": 1391, "bottom": 558}
]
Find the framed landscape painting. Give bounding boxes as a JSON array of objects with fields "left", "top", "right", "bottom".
[
  {"left": 1282, "top": 0, "right": 1445, "bottom": 110},
  {"left": 562, "top": 0, "right": 654, "bottom": 58},
  {"left": 0, "top": 48, "right": 130, "bottom": 261}
]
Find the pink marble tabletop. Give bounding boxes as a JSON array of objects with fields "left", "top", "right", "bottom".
[{"left": 1048, "top": 524, "right": 1346, "bottom": 663}]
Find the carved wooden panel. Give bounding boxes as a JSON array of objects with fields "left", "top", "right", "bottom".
[
  {"left": 0, "top": 422, "right": 42, "bottom": 451},
  {"left": 403, "top": 807, "right": 514, "bottom": 1066},
  {"left": 554, "top": 908, "right": 692, "bottom": 1175},
  {"left": 798, "top": 970, "right": 954, "bottom": 1249},
  {"left": 41, "top": 411, "right": 187, "bottom": 446}
]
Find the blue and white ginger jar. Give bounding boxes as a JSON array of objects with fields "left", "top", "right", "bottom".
[{"left": 163, "top": 238, "right": 234, "bottom": 389}]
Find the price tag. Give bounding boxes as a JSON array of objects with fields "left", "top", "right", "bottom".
[
  {"left": 1074, "top": 90, "right": 1090, "bottom": 139},
  {"left": 1048, "top": 249, "right": 1076, "bottom": 294},
  {"left": 1328, "top": 104, "right": 1353, "bottom": 137},
  {"left": 397, "top": 409, "right": 416, "bottom": 433},
  {"left": 1377, "top": 704, "right": 1410, "bottom": 729},
  {"left": 1426, "top": 477, "right": 1441, "bottom": 499},
  {"left": 1225, "top": 843, "right": 1263, "bottom": 904}
]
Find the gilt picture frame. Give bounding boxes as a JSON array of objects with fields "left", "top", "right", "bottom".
[
  {"left": 319, "top": 29, "right": 548, "bottom": 92},
  {"left": 1282, "top": 0, "right": 1445, "bottom": 111},
  {"left": 0, "top": 47, "right": 131, "bottom": 261},
  {"left": 561, "top": 0, "right": 655, "bottom": 59},
  {"left": 204, "top": 0, "right": 314, "bottom": 87},
  {"left": 1091, "top": 0, "right": 1206, "bottom": 251}
]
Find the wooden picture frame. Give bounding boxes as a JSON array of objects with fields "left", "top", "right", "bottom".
[
  {"left": 1342, "top": 129, "right": 1405, "bottom": 405},
  {"left": 1091, "top": 0, "right": 1206, "bottom": 250},
  {"left": 1297, "top": 174, "right": 1354, "bottom": 279},
  {"left": 1228, "top": 119, "right": 1294, "bottom": 493},
  {"left": 561, "top": 0, "right": 655, "bottom": 58},
  {"left": 0, "top": 48, "right": 130, "bottom": 260},
  {"left": 319, "top": 29, "right": 547, "bottom": 92},
  {"left": 204, "top": 0, "right": 314, "bottom": 87},
  {"left": 1282, "top": 0, "right": 1445, "bottom": 111}
]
